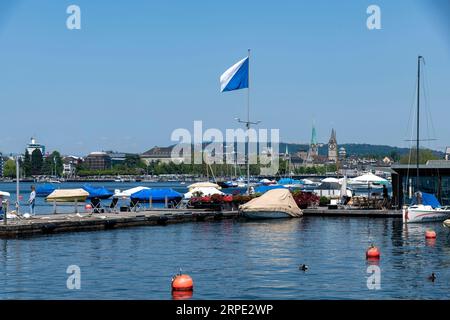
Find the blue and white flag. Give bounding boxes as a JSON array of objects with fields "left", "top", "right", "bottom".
[{"left": 220, "top": 56, "right": 249, "bottom": 92}]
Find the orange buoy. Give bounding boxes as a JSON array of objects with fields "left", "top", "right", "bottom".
[
  {"left": 425, "top": 230, "right": 437, "bottom": 239},
  {"left": 172, "top": 274, "right": 194, "bottom": 292},
  {"left": 85, "top": 204, "right": 92, "bottom": 210},
  {"left": 172, "top": 290, "right": 193, "bottom": 300},
  {"left": 366, "top": 245, "right": 380, "bottom": 259}
]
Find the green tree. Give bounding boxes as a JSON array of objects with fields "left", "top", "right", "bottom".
[
  {"left": 389, "top": 151, "right": 400, "bottom": 162},
  {"left": 124, "top": 154, "right": 142, "bottom": 168},
  {"left": 31, "top": 149, "right": 43, "bottom": 175},
  {"left": 23, "top": 150, "right": 31, "bottom": 177},
  {"left": 399, "top": 148, "right": 439, "bottom": 164},
  {"left": 3, "top": 159, "right": 16, "bottom": 178},
  {"left": 42, "top": 151, "right": 63, "bottom": 176}
]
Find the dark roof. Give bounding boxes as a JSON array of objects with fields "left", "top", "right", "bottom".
[
  {"left": 142, "top": 146, "right": 173, "bottom": 157},
  {"left": 392, "top": 161, "right": 450, "bottom": 175}
]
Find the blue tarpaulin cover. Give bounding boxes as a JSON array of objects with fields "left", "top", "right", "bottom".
[
  {"left": 278, "top": 178, "right": 302, "bottom": 185},
  {"left": 411, "top": 192, "right": 441, "bottom": 208},
  {"left": 36, "top": 184, "right": 56, "bottom": 197},
  {"left": 82, "top": 185, "right": 114, "bottom": 199},
  {"left": 255, "top": 185, "right": 287, "bottom": 194},
  {"left": 131, "top": 188, "right": 182, "bottom": 201}
]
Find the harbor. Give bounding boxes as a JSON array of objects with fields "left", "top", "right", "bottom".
[{"left": 1, "top": 0, "right": 450, "bottom": 304}]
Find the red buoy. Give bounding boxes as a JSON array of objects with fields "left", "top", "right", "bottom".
[
  {"left": 172, "top": 274, "right": 194, "bottom": 292},
  {"left": 425, "top": 230, "right": 437, "bottom": 239},
  {"left": 366, "top": 245, "right": 380, "bottom": 259},
  {"left": 85, "top": 204, "right": 92, "bottom": 211}
]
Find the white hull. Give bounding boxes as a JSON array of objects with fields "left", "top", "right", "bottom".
[
  {"left": 403, "top": 205, "right": 450, "bottom": 223},
  {"left": 241, "top": 211, "right": 296, "bottom": 220}
]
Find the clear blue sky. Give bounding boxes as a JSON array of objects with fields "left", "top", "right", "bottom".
[{"left": 0, "top": 0, "right": 449, "bottom": 156}]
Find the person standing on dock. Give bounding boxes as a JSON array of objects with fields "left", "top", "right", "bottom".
[{"left": 29, "top": 185, "right": 36, "bottom": 215}]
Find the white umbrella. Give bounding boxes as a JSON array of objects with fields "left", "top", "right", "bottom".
[
  {"left": 187, "top": 182, "right": 221, "bottom": 190},
  {"left": 184, "top": 187, "right": 224, "bottom": 199},
  {"left": 340, "top": 176, "right": 348, "bottom": 198},
  {"left": 351, "top": 173, "right": 388, "bottom": 185}
]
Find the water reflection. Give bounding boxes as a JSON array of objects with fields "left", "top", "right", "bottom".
[{"left": 1, "top": 217, "right": 450, "bottom": 299}]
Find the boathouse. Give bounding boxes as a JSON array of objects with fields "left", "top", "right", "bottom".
[{"left": 391, "top": 160, "right": 450, "bottom": 208}]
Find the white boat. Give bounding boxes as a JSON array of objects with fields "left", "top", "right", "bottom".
[
  {"left": 403, "top": 192, "right": 450, "bottom": 223},
  {"left": 46, "top": 189, "right": 89, "bottom": 202},
  {"left": 239, "top": 188, "right": 302, "bottom": 220},
  {"left": 443, "top": 219, "right": 450, "bottom": 229},
  {"left": 114, "top": 186, "right": 150, "bottom": 198},
  {"left": 402, "top": 56, "right": 449, "bottom": 223}
]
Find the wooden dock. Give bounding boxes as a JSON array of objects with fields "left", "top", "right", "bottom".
[
  {"left": 0, "top": 207, "right": 403, "bottom": 238},
  {"left": 303, "top": 208, "right": 402, "bottom": 217},
  {"left": 0, "top": 209, "right": 239, "bottom": 238}
]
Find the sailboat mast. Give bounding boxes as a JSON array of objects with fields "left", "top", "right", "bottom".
[{"left": 416, "top": 56, "right": 422, "bottom": 191}]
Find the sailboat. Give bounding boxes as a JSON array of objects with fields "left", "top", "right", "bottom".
[{"left": 402, "top": 56, "right": 450, "bottom": 223}]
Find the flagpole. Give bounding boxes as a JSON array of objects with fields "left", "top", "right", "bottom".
[
  {"left": 246, "top": 49, "right": 251, "bottom": 195},
  {"left": 232, "top": 49, "right": 260, "bottom": 195}
]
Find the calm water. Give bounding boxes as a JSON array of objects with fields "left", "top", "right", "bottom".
[
  {"left": 1, "top": 216, "right": 450, "bottom": 299},
  {"left": 0, "top": 181, "right": 447, "bottom": 300}
]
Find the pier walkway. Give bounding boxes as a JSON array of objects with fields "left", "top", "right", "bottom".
[
  {"left": 0, "top": 209, "right": 238, "bottom": 238},
  {"left": 0, "top": 208, "right": 402, "bottom": 238}
]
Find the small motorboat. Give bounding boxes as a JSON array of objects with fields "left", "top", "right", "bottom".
[
  {"left": 46, "top": 189, "right": 89, "bottom": 203},
  {"left": 239, "top": 188, "right": 302, "bottom": 220},
  {"left": 443, "top": 219, "right": 450, "bottom": 229},
  {"left": 403, "top": 192, "right": 450, "bottom": 223}
]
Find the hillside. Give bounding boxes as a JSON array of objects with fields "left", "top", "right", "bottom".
[{"left": 280, "top": 143, "right": 444, "bottom": 159}]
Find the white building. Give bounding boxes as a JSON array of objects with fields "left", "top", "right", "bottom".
[
  {"left": 62, "top": 156, "right": 81, "bottom": 177},
  {"left": 26, "top": 137, "right": 45, "bottom": 156}
]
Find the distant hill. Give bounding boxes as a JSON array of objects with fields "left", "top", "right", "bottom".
[
  {"left": 162, "top": 142, "right": 444, "bottom": 160},
  {"left": 280, "top": 143, "right": 444, "bottom": 159}
]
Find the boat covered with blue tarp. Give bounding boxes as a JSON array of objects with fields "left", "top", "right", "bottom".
[
  {"left": 255, "top": 185, "right": 287, "bottom": 194},
  {"left": 36, "top": 184, "right": 57, "bottom": 197},
  {"left": 131, "top": 188, "right": 183, "bottom": 203},
  {"left": 82, "top": 185, "right": 114, "bottom": 199},
  {"left": 411, "top": 192, "right": 441, "bottom": 209},
  {"left": 278, "top": 178, "right": 302, "bottom": 185}
]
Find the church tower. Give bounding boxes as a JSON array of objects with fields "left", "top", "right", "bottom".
[
  {"left": 328, "top": 129, "right": 338, "bottom": 162},
  {"left": 307, "top": 123, "right": 318, "bottom": 162}
]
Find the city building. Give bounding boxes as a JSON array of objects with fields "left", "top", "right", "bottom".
[
  {"left": 62, "top": 156, "right": 82, "bottom": 176},
  {"left": 84, "top": 152, "right": 112, "bottom": 171},
  {"left": 338, "top": 147, "right": 346, "bottom": 161},
  {"left": 392, "top": 160, "right": 450, "bottom": 208},
  {"left": 141, "top": 146, "right": 185, "bottom": 165},
  {"left": 446, "top": 147, "right": 450, "bottom": 161},
  {"left": 105, "top": 151, "right": 140, "bottom": 166},
  {"left": 26, "top": 137, "right": 45, "bottom": 155},
  {"left": 328, "top": 129, "right": 338, "bottom": 162},
  {"left": 307, "top": 124, "right": 319, "bottom": 162}
]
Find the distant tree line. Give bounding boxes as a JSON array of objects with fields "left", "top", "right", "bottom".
[{"left": 2, "top": 150, "right": 64, "bottom": 178}]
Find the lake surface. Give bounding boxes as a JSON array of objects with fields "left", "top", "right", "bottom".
[
  {"left": 1, "top": 181, "right": 446, "bottom": 300},
  {"left": 1, "top": 214, "right": 449, "bottom": 299}
]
